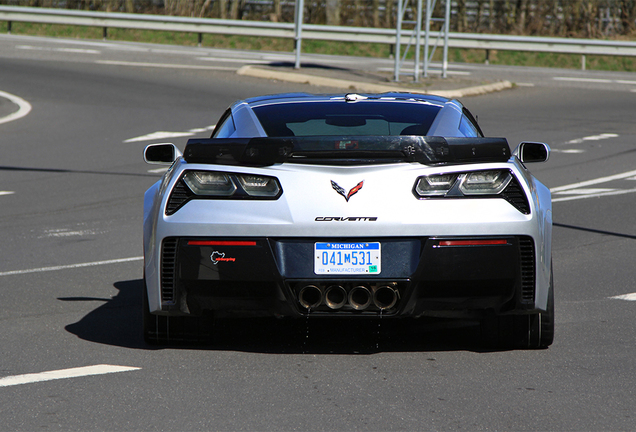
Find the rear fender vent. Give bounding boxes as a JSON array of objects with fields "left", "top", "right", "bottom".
[
  {"left": 502, "top": 177, "right": 530, "bottom": 214},
  {"left": 518, "top": 236, "right": 535, "bottom": 304},
  {"left": 161, "top": 237, "right": 178, "bottom": 305},
  {"left": 165, "top": 180, "right": 193, "bottom": 215}
]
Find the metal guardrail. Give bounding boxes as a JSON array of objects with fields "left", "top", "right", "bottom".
[{"left": 2, "top": 5, "right": 636, "bottom": 69}]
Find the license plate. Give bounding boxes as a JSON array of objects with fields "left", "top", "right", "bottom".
[{"left": 314, "top": 242, "right": 381, "bottom": 275}]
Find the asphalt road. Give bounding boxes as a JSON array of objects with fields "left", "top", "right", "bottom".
[{"left": 1, "top": 35, "right": 635, "bottom": 431}]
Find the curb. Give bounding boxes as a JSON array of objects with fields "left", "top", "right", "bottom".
[{"left": 237, "top": 65, "right": 513, "bottom": 98}]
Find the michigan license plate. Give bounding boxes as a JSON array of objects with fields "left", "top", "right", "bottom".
[{"left": 314, "top": 242, "right": 381, "bottom": 275}]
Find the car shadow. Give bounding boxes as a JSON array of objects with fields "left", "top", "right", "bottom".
[{"left": 64, "top": 278, "right": 490, "bottom": 353}]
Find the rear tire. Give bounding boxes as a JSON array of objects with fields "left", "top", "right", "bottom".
[
  {"left": 142, "top": 279, "right": 213, "bottom": 345},
  {"left": 481, "top": 264, "right": 554, "bottom": 349}
]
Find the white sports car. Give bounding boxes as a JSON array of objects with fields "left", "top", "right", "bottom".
[{"left": 143, "top": 92, "right": 553, "bottom": 348}]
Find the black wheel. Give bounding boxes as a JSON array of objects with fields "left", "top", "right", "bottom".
[
  {"left": 538, "top": 266, "right": 555, "bottom": 347},
  {"left": 142, "top": 279, "right": 213, "bottom": 345},
  {"left": 481, "top": 264, "right": 554, "bottom": 349}
]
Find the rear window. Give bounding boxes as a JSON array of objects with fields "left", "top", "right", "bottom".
[{"left": 252, "top": 100, "right": 442, "bottom": 137}]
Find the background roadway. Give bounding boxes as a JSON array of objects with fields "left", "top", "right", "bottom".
[{"left": 0, "top": 35, "right": 635, "bottom": 430}]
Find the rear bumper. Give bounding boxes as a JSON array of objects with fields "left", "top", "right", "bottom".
[{"left": 150, "top": 235, "right": 538, "bottom": 319}]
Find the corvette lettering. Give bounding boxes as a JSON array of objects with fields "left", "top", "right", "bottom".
[{"left": 315, "top": 217, "right": 377, "bottom": 221}]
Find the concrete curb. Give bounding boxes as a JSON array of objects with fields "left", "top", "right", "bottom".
[{"left": 237, "top": 65, "right": 513, "bottom": 98}]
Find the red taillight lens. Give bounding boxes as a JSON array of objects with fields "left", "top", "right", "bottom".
[
  {"left": 437, "top": 239, "right": 508, "bottom": 247},
  {"left": 187, "top": 241, "right": 257, "bottom": 246}
]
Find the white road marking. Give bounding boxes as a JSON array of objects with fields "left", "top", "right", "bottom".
[
  {"left": 551, "top": 169, "right": 636, "bottom": 203},
  {"left": 515, "top": 82, "right": 535, "bottom": 87},
  {"left": 551, "top": 149, "right": 585, "bottom": 154},
  {"left": 197, "top": 56, "right": 271, "bottom": 64},
  {"left": 0, "top": 256, "right": 143, "bottom": 277},
  {"left": 554, "top": 77, "right": 613, "bottom": 84},
  {"left": 554, "top": 188, "right": 616, "bottom": 195},
  {"left": 125, "top": 131, "right": 195, "bottom": 142},
  {"left": 552, "top": 187, "right": 636, "bottom": 202},
  {"left": 555, "top": 76, "right": 636, "bottom": 86},
  {"left": 564, "top": 133, "right": 618, "bottom": 145},
  {"left": 96, "top": 60, "right": 237, "bottom": 71},
  {"left": 0, "top": 90, "right": 32, "bottom": 125},
  {"left": 0, "top": 191, "right": 15, "bottom": 196},
  {"left": 41, "top": 228, "right": 99, "bottom": 238},
  {"left": 16, "top": 45, "right": 100, "bottom": 54},
  {"left": 376, "top": 67, "right": 471, "bottom": 76},
  {"left": 550, "top": 169, "right": 636, "bottom": 193},
  {"left": 610, "top": 293, "right": 636, "bottom": 301},
  {"left": 148, "top": 167, "right": 169, "bottom": 174},
  {"left": 0, "top": 365, "right": 140, "bottom": 388},
  {"left": 125, "top": 125, "right": 215, "bottom": 143}
]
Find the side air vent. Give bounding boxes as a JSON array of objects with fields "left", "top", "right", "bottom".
[
  {"left": 518, "top": 236, "right": 535, "bottom": 304},
  {"left": 165, "top": 180, "right": 193, "bottom": 215},
  {"left": 161, "top": 237, "right": 178, "bottom": 305},
  {"left": 502, "top": 177, "right": 530, "bottom": 214}
]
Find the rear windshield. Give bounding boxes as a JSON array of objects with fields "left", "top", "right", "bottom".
[{"left": 252, "top": 100, "right": 442, "bottom": 137}]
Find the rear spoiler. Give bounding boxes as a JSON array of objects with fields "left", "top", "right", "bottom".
[{"left": 183, "top": 136, "right": 510, "bottom": 166}]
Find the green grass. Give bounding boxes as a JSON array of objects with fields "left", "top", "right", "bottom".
[{"left": 3, "top": 21, "right": 636, "bottom": 72}]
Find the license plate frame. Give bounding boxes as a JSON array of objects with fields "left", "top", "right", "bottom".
[{"left": 314, "top": 242, "right": 381, "bottom": 275}]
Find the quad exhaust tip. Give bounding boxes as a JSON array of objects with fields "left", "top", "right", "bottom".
[
  {"left": 348, "top": 286, "right": 372, "bottom": 310},
  {"left": 297, "top": 283, "right": 399, "bottom": 312},
  {"left": 298, "top": 285, "right": 322, "bottom": 310},
  {"left": 373, "top": 285, "right": 399, "bottom": 310},
  {"left": 325, "top": 285, "right": 347, "bottom": 310}
]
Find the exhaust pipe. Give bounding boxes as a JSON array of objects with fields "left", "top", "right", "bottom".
[
  {"left": 324, "top": 285, "right": 347, "bottom": 310},
  {"left": 298, "top": 285, "right": 322, "bottom": 310},
  {"left": 373, "top": 285, "right": 398, "bottom": 310},
  {"left": 348, "top": 285, "right": 372, "bottom": 310}
]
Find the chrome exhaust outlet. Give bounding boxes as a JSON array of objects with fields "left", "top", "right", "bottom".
[
  {"left": 298, "top": 285, "right": 323, "bottom": 310},
  {"left": 373, "top": 285, "right": 398, "bottom": 310},
  {"left": 324, "top": 285, "right": 347, "bottom": 310},
  {"left": 348, "top": 285, "right": 372, "bottom": 310}
]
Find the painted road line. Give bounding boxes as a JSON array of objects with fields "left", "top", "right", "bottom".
[
  {"left": 124, "top": 125, "right": 216, "bottom": 143},
  {"left": 552, "top": 187, "right": 636, "bottom": 203},
  {"left": 376, "top": 67, "right": 471, "bottom": 76},
  {"left": 0, "top": 256, "right": 143, "bottom": 277},
  {"left": 125, "top": 131, "right": 195, "bottom": 143},
  {"left": 96, "top": 60, "right": 237, "bottom": 71},
  {"left": 16, "top": 45, "right": 100, "bottom": 54},
  {"left": 554, "top": 188, "right": 616, "bottom": 195},
  {"left": 550, "top": 169, "right": 636, "bottom": 193},
  {"left": 148, "top": 167, "right": 169, "bottom": 174},
  {"left": 551, "top": 149, "right": 585, "bottom": 154},
  {"left": 564, "top": 133, "right": 618, "bottom": 145},
  {"left": 611, "top": 293, "right": 636, "bottom": 301},
  {"left": 0, "top": 365, "right": 140, "bottom": 388},
  {"left": 0, "top": 90, "right": 32, "bottom": 126},
  {"left": 555, "top": 76, "right": 636, "bottom": 86},
  {"left": 554, "top": 77, "right": 613, "bottom": 83},
  {"left": 0, "top": 191, "right": 15, "bottom": 196},
  {"left": 125, "top": 125, "right": 215, "bottom": 143},
  {"left": 197, "top": 57, "right": 271, "bottom": 64}
]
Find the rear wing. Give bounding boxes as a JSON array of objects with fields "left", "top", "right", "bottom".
[{"left": 183, "top": 136, "right": 510, "bottom": 167}]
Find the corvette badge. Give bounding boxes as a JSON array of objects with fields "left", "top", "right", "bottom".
[{"left": 331, "top": 180, "right": 364, "bottom": 202}]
